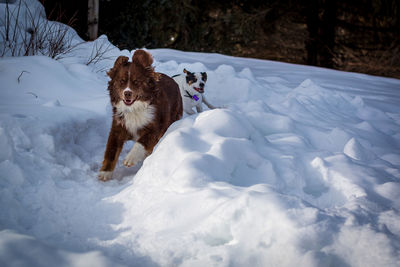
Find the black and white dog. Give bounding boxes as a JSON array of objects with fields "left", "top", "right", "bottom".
[{"left": 172, "top": 69, "right": 216, "bottom": 115}]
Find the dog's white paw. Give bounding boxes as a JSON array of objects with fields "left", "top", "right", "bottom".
[
  {"left": 98, "top": 171, "right": 113, "bottom": 181},
  {"left": 123, "top": 143, "right": 147, "bottom": 167},
  {"left": 184, "top": 108, "right": 196, "bottom": 115}
]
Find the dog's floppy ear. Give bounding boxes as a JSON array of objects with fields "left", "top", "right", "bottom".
[
  {"left": 107, "top": 56, "right": 129, "bottom": 79},
  {"left": 132, "top": 49, "right": 153, "bottom": 69},
  {"left": 201, "top": 72, "right": 207, "bottom": 82}
]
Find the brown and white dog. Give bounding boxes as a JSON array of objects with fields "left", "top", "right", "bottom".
[
  {"left": 99, "top": 50, "right": 182, "bottom": 181},
  {"left": 172, "top": 69, "right": 216, "bottom": 115}
]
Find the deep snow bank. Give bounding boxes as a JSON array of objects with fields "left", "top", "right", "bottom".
[{"left": 1, "top": 47, "right": 400, "bottom": 266}]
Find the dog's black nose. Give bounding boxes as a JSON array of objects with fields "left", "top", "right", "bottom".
[
  {"left": 200, "top": 82, "right": 204, "bottom": 88},
  {"left": 124, "top": 90, "right": 132, "bottom": 98}
]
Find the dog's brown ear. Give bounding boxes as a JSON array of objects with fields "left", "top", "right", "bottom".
[
  {"left": 132, "top": 49, "right": 153, "bottom": 69},
  {"left": 107, "top": 56, "right": 129, "bottom": 79},
  {"left": 201, "top": 72, "right": 207, "bottom": 82}
]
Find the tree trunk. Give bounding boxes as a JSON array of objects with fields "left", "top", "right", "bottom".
[
  {"left": 306, "top": 0, "right": 336, "bottom": 68},
  {"left": 319, "top": 0, "right": 336, "bottom": 68},
  {"left": 305, "top": 0, "right": 319, "bottom": 66},
  {"left": 88, "top": 0, "right": 99, "bottom": 40}
]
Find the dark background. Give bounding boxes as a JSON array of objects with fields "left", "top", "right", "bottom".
[{"left": 42, "top": 0, "right": 400, "bottom": 78}]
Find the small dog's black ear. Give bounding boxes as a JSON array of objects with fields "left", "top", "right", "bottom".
[
  {"left": 184, "top": 68, "right": 193, "bottom": 75},
  {"left": 201, "top": 72, "right": 207, "bottom": 82},
  {"left": 107, "top": 56, "right": 129, "bottom": 79}
]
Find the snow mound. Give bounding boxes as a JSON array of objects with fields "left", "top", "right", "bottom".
[
  {"left": 1, "top": 2, "right": 400, "bottom": 266},
  {"left": 1, "top": 49, "right": 400, "bottom": 266},
  {"left": 0, "top": 230, "right": 120, "bottom": 267}
]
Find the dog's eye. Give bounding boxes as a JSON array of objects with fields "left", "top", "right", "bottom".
[
  {"left": 188, "top": 77, "right": 197, "bottom": 85},
  {"left": 120, "top": 79, "right": 126, "bottom": 85}
]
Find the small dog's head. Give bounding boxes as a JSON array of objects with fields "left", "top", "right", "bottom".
[
  {"left": 107, "top": 50, "right": 159, "bottom": 107},
  {"left": 183, "top": 69, "right": 207, "bottom": 94}
]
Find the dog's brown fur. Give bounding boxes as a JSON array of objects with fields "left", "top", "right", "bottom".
[{"left": 99, "top": 50, "right": 182, "bottom": 181}]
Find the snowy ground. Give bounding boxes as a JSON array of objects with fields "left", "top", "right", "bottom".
[{"left": 1, "top": 1, "right": 400, "bottom": 267}]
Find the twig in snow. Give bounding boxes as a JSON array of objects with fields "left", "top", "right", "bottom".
[
  {"left": 17, "top": 70, "right": 30, "bottom": 83},
  {"left": 26, "top": 92, "right": 38, "bottom": 98}
]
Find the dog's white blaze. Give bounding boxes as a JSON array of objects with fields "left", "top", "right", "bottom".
[
  {"left": 123, "top": 142, "right": 147, "bottom": 167},
  {"left": 115, "top": 100, "right": 155, "bottom": 138}
]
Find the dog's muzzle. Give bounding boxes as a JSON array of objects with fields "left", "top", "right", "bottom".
[
  {"left": 123, "top": 89, "right": 135, "bottom": 105},
  {"left": 194, "top": 87, "right": 204, "bottom": 93}
]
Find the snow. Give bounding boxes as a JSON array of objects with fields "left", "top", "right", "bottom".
[{"left": 1, "top": 1, "right": 400, "bottom": 266}]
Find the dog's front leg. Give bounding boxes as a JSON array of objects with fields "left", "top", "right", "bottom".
[
  {"left": 196, "top": 103, "right": 203, "bottom": 113},
  {"left": 123, "top": 132, "right": 159, "bottom": 167},
  {"left": 99, "top": 123, "right": 125, "bottom": 181},
  {"left": 203, "top": 96, "right": 217, "bottom": 109},
  {"left": 123, "top": 142, "right": 148, "bottom": 167}
]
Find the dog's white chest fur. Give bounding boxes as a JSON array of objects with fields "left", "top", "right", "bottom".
[
  {"left": 173, "top": 75, "right": 203, "bottom": 114},
  {"left": 182, "top": 86, "right": 203, "bottom": 108},
  {"left": 115, "top": 100, "right": 155, "bottom": 138}
]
